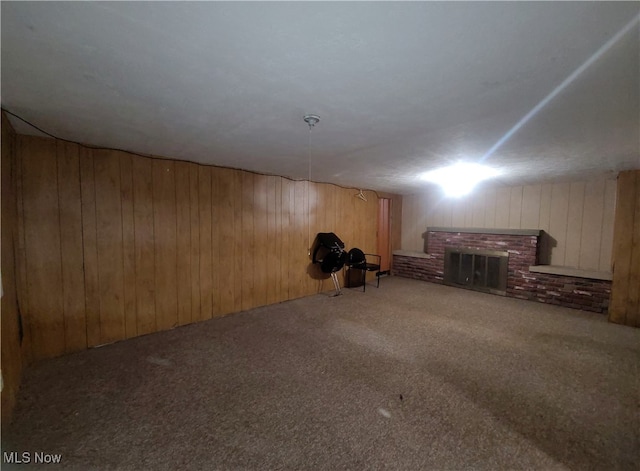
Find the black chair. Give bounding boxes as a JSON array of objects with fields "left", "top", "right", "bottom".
[
  {"left": 312, "top": 232, "right": 347, "bottom": 296},
  {"left": 346, "top": 248, "right": 381, "bottom": 292},
  {"left": 312, "top": 232, "right": 345, "bottom": 265}
]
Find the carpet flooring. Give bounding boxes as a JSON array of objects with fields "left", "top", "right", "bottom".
[{"left": 3, "top": 277, "right": 639, "bottom": 470}]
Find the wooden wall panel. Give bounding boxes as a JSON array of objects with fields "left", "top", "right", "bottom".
[
  {"left": 132, "top": 157, "right": 156, "bottom": 336},
  {"left": 390, "top": 193, "right": 403, "bottom": 258},
  {"left": 538, "top": 183, "right": 553, "bottom": 232},
  {"left": 464, "top": 197, "right": 474, "bottom": 227},
  {"left": 1, "top": 114, "right": 24, "bottom": 425},
  {"left": 311, "top": 184, "right": 325, "bottom": 292},
  {"left": 308, "top": 183, "right": 318, "bottom": 258},
  {"left": 14, "top": 136, "right": 32, "bottom": 360},
  {"left": 548, "top": 182, "right": 570, "bottom": 266},
  {"left": 609, "top": 170, "right": 640, "bottom": 327},
  {"left": 306, "top": 182, "right": 318, "bottom": 291},
  {"left": 378, "top": 198, "right": 392, "bottom": 271},
  {"left": 210, "top": 168, "right": 221, "bottom": 317},
  {"left": 241, "top": 172, "right": 255, "bottom": 310},
  {"left": 198, "top": 166, "right": 213, "bottom": 320},
  {"left": 57, "top": 141, "right": 87, "bottom": 352},
  {"left": 189, "top": 164, "right": 201, "bottom": 322},
  {"left": 494, "top": 187, "right": 511, "bottom": 228},
  {"left": 472, "top": 191, "right": 485, "bottom": 227},
  {"left": 630, "top": 177, "right": 640, "bottom": 326},
  {"left": 291, "top": 181, "right": 305, "bottom": 289},
  {"left": 232, "top": 170, "right": 244, "bottom": 312},
  {"left": 375, "top": 190, "right": 402, "bottom": 271},
  {"left": 580, "top": 178, "right": 605, "bottom": 271},
  {"left": 94, "top": 151, "right": 126, "bottom": 344},
  {"left": 451, "top": 198, "right": 466, "bottom": 227},
  {"left": 339, "top": 187, "right": 352, "bottom": 249},
  {"left": 419, "top": 192, "right": 431, "bottom": 243},
  {"left": 428, "top": 193, "right": 442, "bottom": 227},
  {"left": 324, "top": 180, "right": 336, "bottom": 231},
  {"left": 152, "top": 160, "right": 178, "bottom": 331},
  {"left": 483, "top": 187, "right": 497, "bottom": 228},
  {"left": 600, "top": 179, "right": 617, "bottom": 271},
  {"left": 349, "top": 188, "right": 359, "bottom": 246},
  {"left": 80, "top": 148, "right": 102, "bottom": 346},
  {"left": 175, "top": 161, "right": 192, "bottom": 326},
  {"left": 14, "top": 134, "right": 393, "bottom": 361},
  {"left": 292, "top": 181, "right": 307, "bottom": 299},
  {"left": 119, "top": 152, "right": 137, "bottom": 339},
  {"left": 21, "top": 137, "right": 65, "bottom": 360},
  {"left": 274, "top": 178, "right": 284, "bottom": 298},
  {"left": 403, "top": 176, "right": 616, "bottom": 271},
  {"left": 521, "top": 185, "right": 541, "bottom": 229},
  {"left": 266, "top": 176, "right": 279, "bottom": 305},
  {"left": 441, "top": 197, "right": 453, "bottom": 228},
  {"left": 564, "top": 182, "right": 585, "bottom": 267},
  {"left": 279, "top": 178, "right": 291, "bottom": 301},
  {"left": 334, "top": 186, "right": 348, "bottom": 284},
  {"left": 304, "top": 182, "right": 313, "bottom": 289},
  {"left": 364, "top": 190, "right": 378, "bottom": 251},
  {"left": 508, "top": 186, "right": 523, "bottom": 229},
  {"left": 253, "top": 175, "right": 268, "bottom": 308},
  {"left": 218, "top": 168, "right": 236, "bottom": 315},
  {"left": 401, "top": 194, "right": 415, "bottom": 251}
]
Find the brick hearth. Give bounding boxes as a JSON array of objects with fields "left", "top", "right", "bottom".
[{"left": 394, "top": 228, "right": 611, "bottom": 314}]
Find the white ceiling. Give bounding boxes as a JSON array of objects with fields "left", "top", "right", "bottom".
[{"left": 2, "top": 2, "right": 639, "bottom": 195}]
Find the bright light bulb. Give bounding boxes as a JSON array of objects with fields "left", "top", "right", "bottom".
[{"left": 419, "top": 162, "right": 501, "bottom": 197}]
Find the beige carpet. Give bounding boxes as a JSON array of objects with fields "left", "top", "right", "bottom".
[{"left": 3, "top": 276, "right": 639, "bottom": 470}]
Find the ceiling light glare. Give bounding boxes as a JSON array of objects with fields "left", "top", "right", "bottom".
[{"left": 419, "top": 162, "right": 501, "bottom": 197}]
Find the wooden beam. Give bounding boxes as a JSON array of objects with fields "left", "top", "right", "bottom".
[{"left": 609, "top": 170, "right": 639, "bottom": 326}]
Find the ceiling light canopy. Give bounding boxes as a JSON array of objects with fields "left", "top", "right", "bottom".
[
  {"left": 419, "top": 162, "right": 501, "bottom": 197},
  {"left": 303, "top": 114, "right": 320, "bottom": 128}
]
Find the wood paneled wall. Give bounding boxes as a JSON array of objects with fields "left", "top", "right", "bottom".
[
  {"left": 609, "top": 170, "right": 640, "bottom": 327},
  {"left": 401, "top": 177, "right": 616, "bottom": 272},
  {"left": 1, "top": 114, "right": 24, "bottom": 425},
  {"left": 377, "top": 192, "right": 403, "bottom": 271},
  {"left": 14, "top": 135, "right": 396, "bottom": 362}
]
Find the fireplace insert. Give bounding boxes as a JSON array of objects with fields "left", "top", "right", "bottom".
[{"left": 443, "top": 247, "right": 508, "bottom": 295}]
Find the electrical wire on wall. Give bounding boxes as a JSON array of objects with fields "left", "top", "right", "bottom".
[{"left": 2, "top": 107, "right": 382, "bottom": 199}]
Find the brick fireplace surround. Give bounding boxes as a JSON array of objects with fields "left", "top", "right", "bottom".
[{"left": 394, "top": 228, "right": 612, "bottom": 314}]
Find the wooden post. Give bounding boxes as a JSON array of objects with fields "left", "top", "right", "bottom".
[{"left": 609, "top": 170, "right": 640, "bottom": 327}]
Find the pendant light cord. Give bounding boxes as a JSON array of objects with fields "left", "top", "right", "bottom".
[
  {"left": 307, "top": 125, "right": 312, "bottom": 256},
  {"left": 302, "top": 114, "right": 320, "bottom": 256}
]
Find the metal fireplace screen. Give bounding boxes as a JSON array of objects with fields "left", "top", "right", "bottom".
[{"left": 444, "top": 247, "right": 508, "bottom": 295}]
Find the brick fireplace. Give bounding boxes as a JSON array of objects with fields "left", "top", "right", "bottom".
[{"left": 394, "top": 227, "right": 611, "bottom": 314}]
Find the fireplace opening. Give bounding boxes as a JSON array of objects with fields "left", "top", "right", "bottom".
[{"left": 444, "top": 247, "right": 508, "bottom": 295}]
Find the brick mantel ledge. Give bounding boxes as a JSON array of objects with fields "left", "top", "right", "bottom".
[
  {"left": 529, "top": 265, "right": 612, "bottom": 281},
  {"left": 392, "top": 250, "right": 432, "bottom": 259},
  {"left": 427, "top": 226, "right": 542, "bottom": 236}
]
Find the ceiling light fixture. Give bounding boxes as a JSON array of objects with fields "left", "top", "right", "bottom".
[
  {"left": 419, "top": 162, "right": 501, "bottom": 197},
  {"left": 303, "top": 114, "right": 320, "bottom": 128}
]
